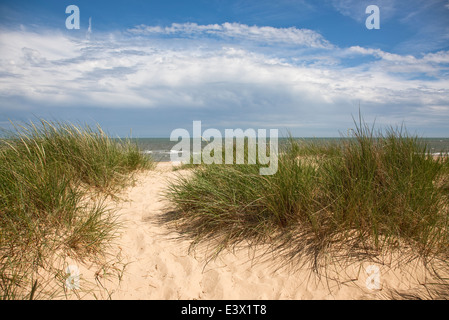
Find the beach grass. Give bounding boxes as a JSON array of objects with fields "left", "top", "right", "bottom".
[
  {"left": 0, "top": 119, "right": 153, "bottom": 299},
  {"left": 166, "top": 117, "right": 449, "bottom": 272}
]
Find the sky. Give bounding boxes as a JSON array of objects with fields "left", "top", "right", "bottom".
[{"left": 0, "top": 0, "right": 449, "bottom": 137}]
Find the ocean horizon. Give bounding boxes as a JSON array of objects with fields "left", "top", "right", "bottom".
[{"left": 131, "top": 137, "right": 449, "bottom": 162}]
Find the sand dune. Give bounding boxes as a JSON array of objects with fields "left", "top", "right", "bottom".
[{"left": 63, "top": 162, "right": 443, "bottom": 300}]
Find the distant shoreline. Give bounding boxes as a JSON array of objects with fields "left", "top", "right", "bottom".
[{"left": 135, "top": 137, "right": 449, "bottom": 162}]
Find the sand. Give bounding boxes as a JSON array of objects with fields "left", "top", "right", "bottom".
[{"left": 59, "top": 162, "right": 445, "bottom": 300}]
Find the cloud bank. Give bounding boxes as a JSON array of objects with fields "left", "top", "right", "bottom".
[
  {"left": 128, "top": 22, "right": 333, "bottom": 49},
  {"left": 1, "top": 22, "right": 449, "bottom": 136}
]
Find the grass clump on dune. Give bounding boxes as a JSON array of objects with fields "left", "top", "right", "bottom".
[
  {"left": 0, "top": 119, "right": 153, "bottom": 299},
  {"left": 166, "top": 117, "right": 449, "bottom": 272}
]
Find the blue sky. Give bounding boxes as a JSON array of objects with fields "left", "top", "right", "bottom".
[{"left": 1, "top": 0, "right": 449, "bottom": 137}]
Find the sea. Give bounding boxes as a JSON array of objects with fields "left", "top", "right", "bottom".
[{"left": 131, "top": 138, "right": 449, "bottom": 162}]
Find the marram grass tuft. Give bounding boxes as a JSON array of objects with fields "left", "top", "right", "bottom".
[
  {"left": 166, "top": 118, "right": 449, "bottom": 273},
  {"left": 0, "top": 119, "right": 153, "bottom": 299}
]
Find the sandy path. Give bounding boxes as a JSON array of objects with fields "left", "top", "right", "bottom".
[{"left": 69, "top": 162, "right": 441, "bottom": 300}]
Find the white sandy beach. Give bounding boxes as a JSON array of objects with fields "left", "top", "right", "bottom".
[{"left": 60, "top": 162, "right": 443, "bottom": 300}]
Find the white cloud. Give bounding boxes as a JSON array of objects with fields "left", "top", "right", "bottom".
[
  {"left": 344, "top": 46, "right": 449, "bottom": 76},
  {"left": 128, "top": 22, "right": 333, "bottom": 49},
  {"left": 0, "top": 25, "right": 448, "bottom": 134}
]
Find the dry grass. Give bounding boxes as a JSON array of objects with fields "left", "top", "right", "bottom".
[{"left": 0, "top": 119, "right": 153, "bottom": 299}]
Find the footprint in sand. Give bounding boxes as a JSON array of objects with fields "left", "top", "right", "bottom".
[
  {"left": 133, "top": 232, "right": 147, "bottom": 255},
  {"left": 201, "top": 269, "right": 223, "bottom": 299}
]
